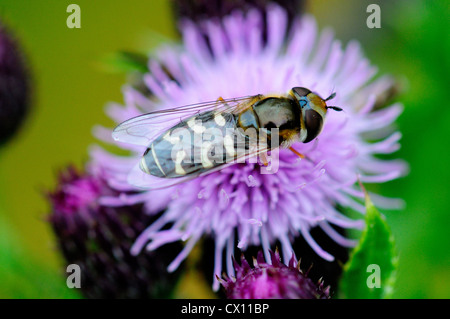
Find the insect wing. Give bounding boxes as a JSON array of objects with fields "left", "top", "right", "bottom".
[
  {"left": 127, "top": 127, "right": 278, "bottom": 190},
  {"left": 128, "top": 160, "right": 199, "bottom": 189},
  {"left": 112, "top": 96, "right": 256, "bottom": 147}
]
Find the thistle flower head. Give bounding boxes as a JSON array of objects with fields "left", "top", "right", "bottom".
[
  {"left": 172, "top": 0, "right": 305, "bottom": 35},
  {"left": 92, "top": 4, "right": 407, "bottom": 290},
  {"left": 0, "top": 21, "right": 30, "bottom": 145},
  {"left": 49, "top": 166, "right": 103, "bottom": 218},
  {"left": 48, "top": 166, "right": 182, "bottom": 298},
  {"left": 220, "top": 250, "right": 330, "bottom": 299}
]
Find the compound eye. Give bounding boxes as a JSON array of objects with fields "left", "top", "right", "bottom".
[
  {"left": 292, "top": 87, "right": 311, "bottom": 97},
  {"left": 303, "top": 109, "right": 324, "bottom": 143}
]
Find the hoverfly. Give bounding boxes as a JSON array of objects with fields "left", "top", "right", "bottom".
[{"left": 112, "top": 87, "right": 341, "bottom": 189}]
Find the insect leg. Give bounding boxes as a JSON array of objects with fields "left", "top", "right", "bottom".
[
  {"left": 289, "top": 146, "right": 305, "bottom": 159},
  {"left": 259, "top": 152, "right": 269, "bottom": 166}
]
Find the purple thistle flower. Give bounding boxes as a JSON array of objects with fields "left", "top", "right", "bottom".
[
  {"left": 91, "top": 4, "right": 407, "bottom": 291},
  {"left": 219, "top": 250, "right": 330, "bottom": 299},
  {"left": 48, "top": 165, "right": 182, "bottom": 298}
]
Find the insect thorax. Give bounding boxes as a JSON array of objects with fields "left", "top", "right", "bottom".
[{"left": 238, "top": 97, "right": 300, "bottom": 145}]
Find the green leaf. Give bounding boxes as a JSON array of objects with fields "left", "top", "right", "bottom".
[
  {"left": 339, "top": 189, "right": 398, "bottom": 299},
  {"left": 0, "top": 215, "right": 82, "bottom": 299}
]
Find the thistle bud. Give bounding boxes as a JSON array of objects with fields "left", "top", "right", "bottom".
[
  {"left": 48, "top": 165, "right": 182, "bottom": 298},
  {"left": 0, "top": 21, "right": 30, "bottom": 145},
  {"left": 219, "top": 250, "right": 330, "bottom": 299},
  {"left": 171, "top": 0, "right": 305, "bottom": 45},
  {"left": 172, "top": 0, "right": 304, "bottom": 22}
]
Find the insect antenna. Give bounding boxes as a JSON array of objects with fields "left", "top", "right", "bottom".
[
  {"left": 326, "top": 106, "right": 343, "bottom": 111},
  {"left": 324, "top": 92, "right": 336, "bottom": 101},
  {"left": 325, "top": 92, "right": 341, "bottom": 111}
]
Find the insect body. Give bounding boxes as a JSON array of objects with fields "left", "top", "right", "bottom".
[{"left": 113, "top": 87, "right": 341, "bottom": 189}]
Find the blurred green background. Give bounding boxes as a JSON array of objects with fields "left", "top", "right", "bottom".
[{"left": 0, "top": 0, "right": 448, "bottom": 298}]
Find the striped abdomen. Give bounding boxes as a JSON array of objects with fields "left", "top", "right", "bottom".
[{"left": 140, "top": 111, "right": 241, "bottom": 178}]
